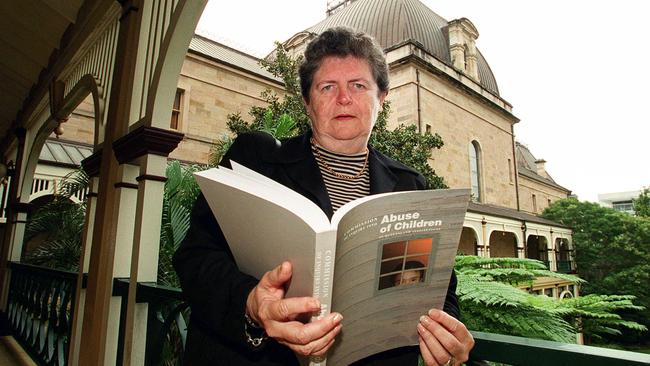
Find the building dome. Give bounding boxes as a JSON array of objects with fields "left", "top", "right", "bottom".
[{"left": 305, "top": 0, "right": 500, "bottom": 95}]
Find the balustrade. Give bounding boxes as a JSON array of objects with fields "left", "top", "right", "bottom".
[{"left": 6, "top": 262, "right": 77, "bottom": 366}]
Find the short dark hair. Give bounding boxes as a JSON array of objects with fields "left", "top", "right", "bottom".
[{"left": 299, "top": 27, "right": 389, "bottom": 102}]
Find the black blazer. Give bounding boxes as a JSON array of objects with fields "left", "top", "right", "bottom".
[{"left": 173, "top": 132, "right": 459, "bottom": 365}]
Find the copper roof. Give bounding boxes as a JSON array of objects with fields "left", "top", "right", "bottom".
[
  {"left": 305, "top": 0, "right": 499, "bottom": 95},
  {"left": 189, "top": 35, "right": 282, "bottom": 84}
]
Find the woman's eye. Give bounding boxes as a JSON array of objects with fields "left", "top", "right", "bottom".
[
  {"left": 321, "top": 85, "right": 334, "bottom": 92},
  {"left": 352, "top": 83, "right": 366, "bottom": 90}
]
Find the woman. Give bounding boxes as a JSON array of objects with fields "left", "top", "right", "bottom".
[{"left": 173, "top": 27, "right": 474, "bottom": 366}]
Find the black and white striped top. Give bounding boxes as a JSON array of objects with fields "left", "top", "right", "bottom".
[{"left": 311, "top": 142, "right": 370, "bottom": 211}]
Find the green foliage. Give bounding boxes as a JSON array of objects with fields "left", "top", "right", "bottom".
[
  {"left": 158, "top": 161, "right": 203, "bottom": 287},
  {"left": 456, "top": 255, "right": 647, "bottom": 343},
  {"left": 634, "top": 187, "right": 650, "bottom": 217},
  {"left": 23, "top": 198, "right": 84, "bottom": 271},
  {"left": 369, "top": 104, "right": 446, "bottom": 189},
  {"left": 209, "top": 133, "right": 233, "bottom": 167},
  {"left": 225, "top": 43, "right": 310, "bottom": 137},
  {"left": 257, "top": 43, "right": 312, "bottom": 134},
  {"left": 561, "top": 294, "right": 647, "bottom": 340},
  {"left": 542, "top": 198, "right": 650, "bottom": 343},
  {"left": 23, "top": 169, "right": 88, "bottom": 270},
  {"left": 22, "top": 162, "right": 202, "bottom": 288},
  {"left": 214, "top": 43, "right": 446, "bottom": 188}
]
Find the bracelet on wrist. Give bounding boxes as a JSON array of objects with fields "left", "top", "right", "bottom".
[{"left": 244, "top": 313, "right": 267, "bottom": 347}]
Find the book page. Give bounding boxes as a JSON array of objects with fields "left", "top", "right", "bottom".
[
  {"left": 327, "top": 189, "right": 470, "bottom": 365},
  {"left": 205, "top": 165, "right": 331, "bottom": 233},
  {"left": 195, "top": 167, "right": 331, "bottom": 298}
]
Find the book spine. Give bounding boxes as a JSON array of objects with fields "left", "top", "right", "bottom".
[{"left": 309, "top": 230, "right": 337, "bottom": 366}]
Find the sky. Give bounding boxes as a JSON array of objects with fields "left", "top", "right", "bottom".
[{"left": 196, "top": 0, "right": 650, "bottom": 202}]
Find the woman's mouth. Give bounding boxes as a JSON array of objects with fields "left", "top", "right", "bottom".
[{"left": 335, "top": 114, "right": 354, "bottom": 120}]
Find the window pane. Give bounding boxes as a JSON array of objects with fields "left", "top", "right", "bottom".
[
  {"left": 170, "top": 112, "right": 179, "bottom": 130},
  {"left": 380, "top": 258, "right": 403, "bottom": 275},
  {"left": 170, "top": 88, "right": 183, "bottom": 130},
  {"left": 382, "top": 241, "right": 406, "bottom": 259},
  {"left": 406, "top": 237, "right": 432, "bottom": 255},
  {"left": 469, "top": 142, "right": 480, "bottom": 201}
]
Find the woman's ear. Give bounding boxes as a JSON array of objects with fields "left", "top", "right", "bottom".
[
  {"left": 303, "top": 97, "right": 312, "bottom": 115},
  {"left": 379, "top": 91, "right": 388, "bottom": 105}
]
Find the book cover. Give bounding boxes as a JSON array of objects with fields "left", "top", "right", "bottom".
[{"left": 194, "top": 162, "right": 470, "bottom": 365}]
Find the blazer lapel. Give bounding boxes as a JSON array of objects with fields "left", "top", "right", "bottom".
[{"left": 368, "top": 147, "right": 398, "bottom": 194}]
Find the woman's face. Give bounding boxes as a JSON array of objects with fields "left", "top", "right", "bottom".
[{"left": 305, "top": 56, "right": 387, "bottom": 154}]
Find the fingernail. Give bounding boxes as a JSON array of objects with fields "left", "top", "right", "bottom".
[
  {"left": 427, "top": 308, "right": 436, "bottom": 317},
  {"left": 311, "top": 300, "right": 321, "bottom": 308},
  {"left": 332, "top": 313, "right": 342, "bottom": 323},
  {"left": 420, "top": 315, "right": 431, "bottom": 324},
  {"left": 417, "top": 323, "right": 425, "bottom": 333}
]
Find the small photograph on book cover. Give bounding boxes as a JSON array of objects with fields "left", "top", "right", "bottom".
[{"left": 378, "top": 237, "right": 432, "bottom": 290}]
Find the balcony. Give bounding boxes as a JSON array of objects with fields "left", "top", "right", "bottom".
[{"left": 4, "top": 263, "right": 649, "bottom": 365}]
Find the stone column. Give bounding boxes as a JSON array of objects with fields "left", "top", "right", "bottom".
[
  {"left": 112, "top": 126, "right": 182, "bottom": 366},
  {"left": 68, "top": 151, "right": 100, "bottom": 366},
  {"left": 77, "top": 2, "right": 146, "bottom": 363}
]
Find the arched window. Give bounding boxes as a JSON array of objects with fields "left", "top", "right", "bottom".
[{"left": 469, "top": 141, "right": 482, "bottom": 202}]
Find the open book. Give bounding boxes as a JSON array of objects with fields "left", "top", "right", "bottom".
[{"left": 194, "top": 162, "right": 470, "bottom": 365}]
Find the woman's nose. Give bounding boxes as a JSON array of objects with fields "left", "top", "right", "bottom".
[{"left": 336, "top": 87, "right": 352, "bottom": 105}]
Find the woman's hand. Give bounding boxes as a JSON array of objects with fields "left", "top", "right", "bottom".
[
  {"left": 417, "top": 309, "right": 474, "bottom": 366},
  {"left": 246, "top": 261, "right": 343, "bottom": 356}
]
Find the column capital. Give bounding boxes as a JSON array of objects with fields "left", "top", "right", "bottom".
[
  {"left": 112, "top": 126, "right": 183, "bottom": 165},
  {"left": 12, "top": 201, "right": 32, "bottom": 214},
  {"left": 81, "top": 149, "right": 103, "bottom": 177}
]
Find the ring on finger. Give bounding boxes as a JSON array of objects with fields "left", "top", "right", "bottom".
[{"left": 442, "top": 356, "right": 455, "bottom": 366}]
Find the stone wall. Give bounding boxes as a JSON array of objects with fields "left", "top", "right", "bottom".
[
  {"left": 59, "top": 95, "right": 95, "bottom": 145},
  {"left": 169, "top": 53, "right": 284, "bottom": 163},
  {"left": 387, "top": 63, "right": 519, "bottom": 209},
  {"left": 518, "top": 175, "right": 569, "bottom": 215}
]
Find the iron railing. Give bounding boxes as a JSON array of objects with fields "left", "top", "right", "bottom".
[
  {"left": 6, "top": 262, "right": 77, "bottom": 366},
  {"left": 471, "top": 331, "right": 650, "bottom": 365},
  {"left": 5, "top": 264, "right": 649, "bottom": 366},
  {"left": 113, "top": 279, "right": 189, "bottom": 366}
]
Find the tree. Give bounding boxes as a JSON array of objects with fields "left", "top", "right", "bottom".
[
  {"left": 542, "top": 198, "right": 650, "bottom": 344},
  {"left": 369, "top": 106, "right": 445, "bottom": 189},
  {"left": 633, "top": 187, "right": 650, "bottom": 218},
  {"left": 212, "top": 42, "right": 447, "bottom": 189},
  {"left": 456, "top": 255, "right": 646, "bottom": 343}
]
